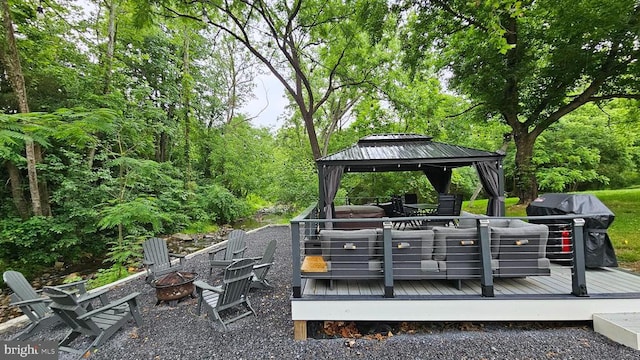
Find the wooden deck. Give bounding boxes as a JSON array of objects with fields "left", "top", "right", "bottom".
[
  {"left": 291, "top": 264, "right": 640, "bottom": 339},
  {"left": 300, "top": 264, "right": 640, "bottom": 297}
]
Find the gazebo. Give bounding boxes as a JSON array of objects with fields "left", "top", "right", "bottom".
[{"left": 316, "top": 134, "right": 506, "bottom": 218}]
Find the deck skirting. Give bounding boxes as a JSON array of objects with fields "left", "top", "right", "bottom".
[{"left": 291, "top": 296, "right": 640, "bottom": 322}]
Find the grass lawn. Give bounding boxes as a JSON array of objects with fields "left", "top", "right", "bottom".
[{"left": 463, "top": 188, "right": 640, "bottom": 267}]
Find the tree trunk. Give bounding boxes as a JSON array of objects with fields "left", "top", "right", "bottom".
[
  {"left": 87, "top": 146, "right": 96, "bottom": 169},
  {"left": 513, "top": 131, "right": 538, "bottom": 204},
  {"left": 225, "top": 41, "right": 236, "bottom": 125},
  {"left": 302, "top": 112, "right": 322, "bottom": 160},
  {"left": 182, "top": 32, "right": 192, "bottom": 185},
  {"left": 5, "top": 161, "right": 30, "bottom": 219},
  {"left": 103, "top": 0, "right": 117, "bottom": 94},
  {"left": 156, "top": 131, "right": 168, "bottom": 162},
  {"left": 34, "top": 144, "right": 51, "bottom": 216},
  {"left": 1, "top": 0, "right": 43, "bottom": 216}
]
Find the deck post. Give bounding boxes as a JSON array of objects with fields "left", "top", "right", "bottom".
[
  {"left": 382, "top": 220, "right": 394, "bottom": 298},
  {"left": 571, "top": 218, "right": 589, "bottom": 297},
  {"left": 478, "top": 219, "right": 495, "bottom": 297},
  {"left": 294, "top": 320, "right": 307, "bottom": 340},
  {"left": 292, "top": 220, "right": 302, "bottom": 298}
]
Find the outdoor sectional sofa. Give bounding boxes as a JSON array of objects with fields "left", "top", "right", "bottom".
[{"left": 301, "top": 218, "right": 550, "bottom": 285}]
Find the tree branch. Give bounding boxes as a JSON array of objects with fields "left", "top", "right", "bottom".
[
  {"left": 430, "top": 0, "right": 489, "bottom": 32},
  {"left": 587, "top": 94, "right": 640, "bottom": 101},
  {"left": 445, "top": 102, "right": 486, "bottom": 118},
  {"left": 532, "top": 40, "right": 625, "bottom": 137}
]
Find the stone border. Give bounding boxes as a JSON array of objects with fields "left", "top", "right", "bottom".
[{"left": 0, "top": 224, "right": 288, "bottom": 335}]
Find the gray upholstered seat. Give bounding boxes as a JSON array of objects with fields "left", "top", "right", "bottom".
[
  {"left": 319, "top": 229, "right": 382, "bottom": 279},
  {"left": 390, "top": 230, "right": 440, "bottom": 279},
  {"left": 490, "top": 220, "right": 550, "bottom": 276}
]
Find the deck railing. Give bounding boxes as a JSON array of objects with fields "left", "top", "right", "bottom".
[{"left": 291, "top": 202, "right": 592, "bottom": 299}]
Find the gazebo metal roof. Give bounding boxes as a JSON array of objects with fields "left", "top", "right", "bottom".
[
  {"left": 316, "top": 134, "right": 506, "bottom": 216},
  {"left": 317, "top": 134, "right": 503, "bottom": 172}
]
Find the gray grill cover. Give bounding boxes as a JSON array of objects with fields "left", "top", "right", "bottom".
[{"left": 526, "top": 193, "right": 618, "bottom": 268}]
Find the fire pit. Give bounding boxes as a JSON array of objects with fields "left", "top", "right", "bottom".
[{"left": 151, "top": 271, "right": 197, "bottom": 307}]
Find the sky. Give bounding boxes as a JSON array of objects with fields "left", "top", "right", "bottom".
[{"left": 241, "top": 74, "right": 288, "bottom": 130}]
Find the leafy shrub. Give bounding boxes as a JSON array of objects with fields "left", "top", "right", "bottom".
[
  {"left": 196, "top": 184, "right": 251, "bottom": 224},
  {"left": 0, "top": 216, "right": 103, "bottom": 277},
  {"left": 87, "top": 264, "right": 130, "bottom": 289}
]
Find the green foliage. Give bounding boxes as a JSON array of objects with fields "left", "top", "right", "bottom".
[
  {"left": 87, "top": 264, "right": 130, "bottom": 289},
  {"left": 207, "top": 120, "right": 277, "bottom": 198},
  {"left": 532, "top": 102, "right": 639, "bottom": 192},
  {"left": 98, "top": 197, "right": 169, "bottom": 234},
  {"left": 1, "top": 0, "right": 638, "bottom": 286},
  {"left": 0, "top": 216, "right": 95, "bottom": 275},
  {"left": 265, "top": 131, "right": 318, "bottom": 208},
  {"left": 104, "top": 235, "right": 144, "bottom": 269},
  {"left": 196, "top": 184, "right": 251, "bottom": 224},
  {"left": 403, "top": 0, "right": 640, "bottom": 201}
]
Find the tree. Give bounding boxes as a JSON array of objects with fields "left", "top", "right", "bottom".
[
  {"left": 405, "top": 0, "right": 640, "bottom": 203},
  {"left": 0, "top": 0, "right": 45, "bottom": 216},
  {"left": 145, "top": 0, "right": 389, "bottom": 159}
]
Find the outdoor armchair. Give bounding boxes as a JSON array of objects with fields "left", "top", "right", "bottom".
[
  {"left": 195, "top": 258, "right": 256, "bottom": 331},
  {"left": 43, "top": 286, "right": 142, "bottom": 359},
  {"left": 3, "top": 270, "right": 108, "bottom": 340},
  {"left": 208, "top": 229, "right": 247, "bottom": 276},
  {"left": 142, "top": 237, "right": 186, "bottom": 284},
  {"left": 250, "top": 239, "right": 277, "bottom": 289}
]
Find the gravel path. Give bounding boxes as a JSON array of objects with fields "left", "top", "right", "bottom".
[{"left": 2, "top": 225, "right": 638, "bottom": 359}]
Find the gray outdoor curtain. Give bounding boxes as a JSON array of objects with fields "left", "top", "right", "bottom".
[
  {"left": 322, "top": 165, "right": 344, "bottom": 228},
  {"left": 474, "top": 161, "right": 504, "bottom": 216},
  {"left": 423, "top": 166, "right": 452, "bottom": 194}
]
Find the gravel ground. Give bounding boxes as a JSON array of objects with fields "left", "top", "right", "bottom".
[{"left": 2, "top": 225, "right": 639, "bottom": 359}]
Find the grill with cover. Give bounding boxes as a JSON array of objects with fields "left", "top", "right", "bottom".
[{"left": 526, "top": 193, "right": 617, "bottom": 268}]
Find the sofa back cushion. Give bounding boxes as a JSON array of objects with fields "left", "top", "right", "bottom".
[
  {"left": 457, "top": 211, "right": 487, "bottom": 229},
  {"left": 506, "top": 219, "right": 531, "bottom": 228},
  {"left": 390, "top": 230, "right": 435, "bottom": 260},
  {"left": 319, "top": 229, "right": 379, "bottom": 258},
  {"left": 487, "top": 218, "right": 511, "bottom": 228},
  {"left": 490, "top": 223, "right": 549, "bottom": 258},
  {"left": 432, "top": 226, "right": 480, "bottom": 261}
]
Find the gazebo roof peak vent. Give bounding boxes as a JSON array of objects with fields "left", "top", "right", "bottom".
[{"left": 357, "top": 133, "right": 433, "bottom": 145}]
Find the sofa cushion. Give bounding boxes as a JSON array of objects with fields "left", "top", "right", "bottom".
[
  {"left": 319, "top": 229, "right": 379, "bottom": 258},
  {"left": 432, "top": 226, "right": 480, "bottom": 261},
  {"left": 507, "top": 219, "right": 532, "bottom": 228},
  {"left": 457, "top": 211, "right": 487, "bottom": 228},
  {"left": 490, "top": 223, "right": 549, "bottom": 259},
  {"left": 391, "top": 230, "right": 435, "bottom": 260},
  {"left": 487, "top": 218, "right": 511, "bottom": 228}
]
